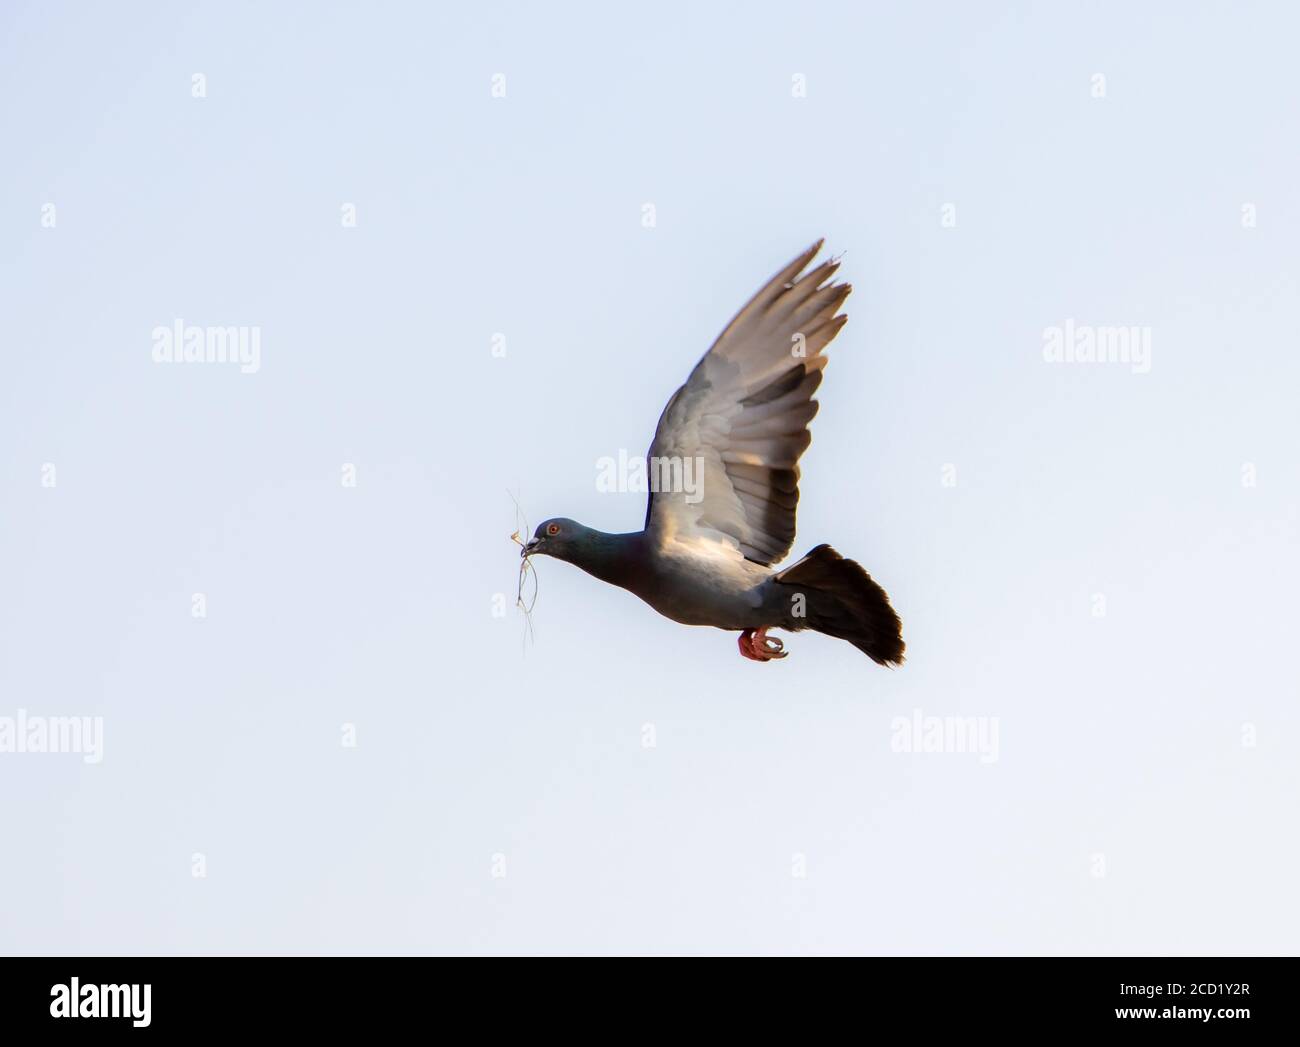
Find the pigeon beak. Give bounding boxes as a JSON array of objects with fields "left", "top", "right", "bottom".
[{"left": 523, "top": 537, "right": 542, "bottom": 556}]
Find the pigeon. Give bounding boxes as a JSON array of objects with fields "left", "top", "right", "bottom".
[{"left": 522, "top": 241, "right": 904, "bottom": 665}]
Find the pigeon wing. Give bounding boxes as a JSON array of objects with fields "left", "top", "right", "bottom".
[{"left": 644, "top": 241, "right": 850, "bottom": 566}]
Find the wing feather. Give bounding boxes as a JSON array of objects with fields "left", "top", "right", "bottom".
[{"left": 644, "top": 241, "right": 852, "bottom": 565}]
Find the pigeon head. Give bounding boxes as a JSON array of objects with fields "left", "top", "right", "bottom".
[
  {"left": 523, "top": 518, "right": 588, "bottom": 562},
  {"left": 522, "top": 519, "right": 644, "bottom": 588}
]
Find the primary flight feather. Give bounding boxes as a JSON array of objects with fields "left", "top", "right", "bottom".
[{"left": 522, "top": 241, "right": 905, "bottom": 665}]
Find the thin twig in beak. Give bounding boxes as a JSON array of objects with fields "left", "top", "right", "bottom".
[{"left": 508, "top": 495, "right": 538, "bottom": 645}]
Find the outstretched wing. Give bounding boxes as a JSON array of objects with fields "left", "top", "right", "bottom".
[{"left": 644, "top": 241, "right": 850, "bottom": 565}]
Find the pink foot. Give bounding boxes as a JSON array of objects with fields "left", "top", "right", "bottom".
[{"left": 737, "top": 627, "right": 787, "bottom": 662}]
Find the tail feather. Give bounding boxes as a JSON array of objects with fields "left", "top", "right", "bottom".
[{"left": 776, "top": 544, "right": 905, "bottom": 666}]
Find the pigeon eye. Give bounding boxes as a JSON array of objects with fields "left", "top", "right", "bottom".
[{"left": 547, "top": 524, "right": 560, "bottom": 536}]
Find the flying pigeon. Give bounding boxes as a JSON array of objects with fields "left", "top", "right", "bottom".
[{"left": 522, "top": 241, "right": 904, "bottom": 665}]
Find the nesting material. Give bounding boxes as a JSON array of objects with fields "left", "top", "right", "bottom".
[{"left": 508, "top": 492, "right": 538, "bottom": 644}]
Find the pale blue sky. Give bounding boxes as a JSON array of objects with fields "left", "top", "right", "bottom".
[{"left": 1, "top": 1, "right": 1297, "bottom": 954}]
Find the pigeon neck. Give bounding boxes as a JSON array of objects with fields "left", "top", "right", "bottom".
[{"left": 571, "top": 530, "right": 645, "bottom": 590}]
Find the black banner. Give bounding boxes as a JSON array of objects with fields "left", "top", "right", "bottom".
[{"left": 0, "top": 956, "right": 1289, "bottom": 1035}]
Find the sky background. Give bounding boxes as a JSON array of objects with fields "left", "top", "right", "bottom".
[{"left": 1, "top": 1, "right": 1297, "bottom": 955}]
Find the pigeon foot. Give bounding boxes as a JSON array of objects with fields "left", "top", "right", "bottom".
[{"left": 738, "top": 627, "right": 787, "bottom": 662}]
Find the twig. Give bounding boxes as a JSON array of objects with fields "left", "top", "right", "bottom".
[{"left": 507, "top": 489, "right": 537, "bottom": 647}]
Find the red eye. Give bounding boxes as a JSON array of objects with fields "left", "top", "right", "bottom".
[{"left": 547, "top": 524, "right": 560, "bottom": 536}]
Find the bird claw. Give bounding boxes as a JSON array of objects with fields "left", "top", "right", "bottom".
[{"left": 738, "top": 627, "right": 788, "bottom": 662}]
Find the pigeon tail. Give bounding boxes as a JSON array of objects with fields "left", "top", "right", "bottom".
[{"left": 775, "top": 544, "right": 905, "bottom": 666}]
